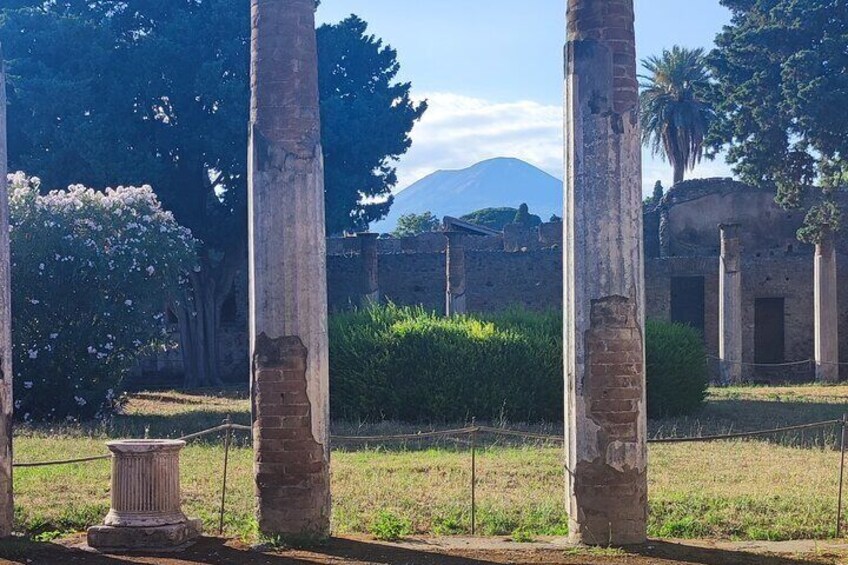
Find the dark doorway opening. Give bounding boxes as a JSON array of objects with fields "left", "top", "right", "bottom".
[
  {"left": 671, "top": 276, "right": 705, "bottom": 337},
  {"left": 755, "top": 297, "right": 785, "bottom": 364}
]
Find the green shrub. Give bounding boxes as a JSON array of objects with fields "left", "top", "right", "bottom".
[
  {"left": 645, "top": 320, "right": 708, "bottom": 418},
  {"left": 329, "top": 305, "right": 706, "bottom": 422},
  {"left": 369, "top": 511, "right": 412, "bottom": 541},
  {"left": 329, "top": 304, "right": 562, "bottom": 422}
]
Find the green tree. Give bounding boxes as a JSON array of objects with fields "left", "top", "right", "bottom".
[
  {"left": 461, "top": 207, "right": 540, "bottom": 231},
  {"left": 392, "top": 212, "right": 440, "bottom": 238},
  {"left": 708, "top": 0, "right": 848, "bottom": 242},
  {"left": 0, "top": 3, "right": 425, "bottom": 386},
  {"left": 640, "top": 46, "right": 715, "bottom": 185}
]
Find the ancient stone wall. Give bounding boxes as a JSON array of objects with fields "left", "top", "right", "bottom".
[{"left": 131, "top": 179, "right": 848, "bottom": 387}]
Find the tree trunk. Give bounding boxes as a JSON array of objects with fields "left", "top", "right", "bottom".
[
  {"left": 673, "top": 162, "right": 685, "bottom": 185},
  {"left": 176, "top": 242, "right": 244, "bottom": 388}
]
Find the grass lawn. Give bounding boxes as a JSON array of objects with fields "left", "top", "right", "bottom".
[{"left": 11, "top": 385, "right": 848, "bottom": 542}]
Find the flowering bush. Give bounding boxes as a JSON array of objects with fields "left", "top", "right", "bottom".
[{"left": 9, "top": 173, "right": 198, "bottom": 421}]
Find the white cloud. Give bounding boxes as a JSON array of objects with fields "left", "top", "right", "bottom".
[
  {"left": 395, "top": 92, "right": 564, "bottom": 189},
  {"left": 396, "top": 91, "right": 735, "bottom": 195}
]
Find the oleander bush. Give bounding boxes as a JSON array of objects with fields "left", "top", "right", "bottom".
[
  {"left": 9, "top": 173, "right": 198, "bottom": 422},
  {"left": 329, "top": 304, "right": 707, "bottom": 422}
]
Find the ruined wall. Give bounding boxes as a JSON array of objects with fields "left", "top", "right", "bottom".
[
  {"left": 131, "top": 179, "right": 848, "bottom": 386},
  {"left": 659, "top": 178, "right": 810, "bottom": 258},
  {"left": 466, "top": 249, "right": 562, "bottom": 312},
  {"left": 379, "top": 252, "right": 447, "bottom": 314}
]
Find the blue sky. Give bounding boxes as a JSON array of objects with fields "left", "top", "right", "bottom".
[{"left": 317, "top": 0, "right": 734, "bottom": 194}]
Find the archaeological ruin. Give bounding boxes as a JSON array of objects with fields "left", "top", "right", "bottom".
[
  {"left": 0, "top": 0, "right": 841, "bottom": 551},
  {"left": 136, "top": 177, "right": 848, "bottom": 389}
]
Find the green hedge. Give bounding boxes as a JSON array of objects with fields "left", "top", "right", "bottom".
[
  {"left": 645, "top": 320, "right": 709, "bottom": 418},
  {"left": 329, "top": 305, "right": 706, "bottom": 422}
]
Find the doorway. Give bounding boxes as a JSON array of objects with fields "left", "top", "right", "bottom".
[
  {"left": 671, "top": 276, "right": 706, "bottom": 337},
  {"left": 755, "top": 297, "right": 785, "bottom": 364}
]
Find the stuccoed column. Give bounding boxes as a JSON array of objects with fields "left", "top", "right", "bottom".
[
  {"left": 445, "top": 230, "right": 467, "bottom": 316},
  {"left": 248, "top": 0, "right": 330, "bottom": 539},
  {"left": 357, "top": 232, "right": 380, "bottom": 306},
  {"left": 719, "top": 224, "right": 742, "bottom": 385},
  {"left": 564, "top": 0, "right": 647, "bottom": 546},
  {"left": 815, "top": 226, "right": 839, "bottom": 383},
  {"left": 0, "top": 45, "right": 12, "bottom": 539}
]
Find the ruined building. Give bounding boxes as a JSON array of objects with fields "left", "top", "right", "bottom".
[{"left": 135, "top": 178, "right": 847, "bottom": 385}]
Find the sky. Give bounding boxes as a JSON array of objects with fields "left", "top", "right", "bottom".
[{"left": 316, "top": 0, "right": 734, "bottom": 195}]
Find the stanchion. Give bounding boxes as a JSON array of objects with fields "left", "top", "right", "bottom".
[
  {"left": 219, "top": 415, "right": 232, "bottom": 536},
  {"left": 471, "top": 427, "right": 477, "bottom": 536},
  {"left": 837, "top": 415, "right": 846, "bottom": 538}
]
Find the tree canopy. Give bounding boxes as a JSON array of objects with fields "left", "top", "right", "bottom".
[
  {"left": 460, "top": 207, "right": 542, "bottom": 232},
  {"left": 708, "top": 0, "right": 848, "bottom": 241},
  {"left": 0, "top": 2, "right": 426, "bottom": 386},
  {"left": 392, "top": 212, "right": 441, "bottom": 238},
  {"left": 0, "top": 4, "right": 425, "bottom": 238}
]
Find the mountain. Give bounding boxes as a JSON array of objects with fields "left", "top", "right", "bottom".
[{"left": 371, "top": 158, "right": 563, "bottom": 233}]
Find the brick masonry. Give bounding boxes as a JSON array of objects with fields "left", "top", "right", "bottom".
[{"left": 252, "top": 334, "right": 330, "bottom": 536}]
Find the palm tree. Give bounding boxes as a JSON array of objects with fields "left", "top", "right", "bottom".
[{"left": 640, "top": 46, "right": 715, "bottom": 185}]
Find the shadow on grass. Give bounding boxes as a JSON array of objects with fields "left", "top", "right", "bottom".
[
  {"left": 27, "top": 391, "right": 848, "bottom": 452},
  {"left": 650, "top": 398, "right": 848, "bottom": 449},
  {"left": 0, "top": 537, "right": 841, "bottom": 565}
]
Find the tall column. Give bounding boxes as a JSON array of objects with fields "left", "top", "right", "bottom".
[
  {"left": 815, "top": 226, "right": 839, "bottom": 383},
  {"left": 445, "top": 230, "right": 467, "bottom": 316},
  {"left": 564, "top": 0, "right": 647, "bottom": 546},
  {"left": 248, "top": 0, "right": 330, "bottom": 539},
  {"left": 357, "top": 232, "right": 380, "bottom": 306},
  {"left": 0, "top": 45, "right": 13, "bottom": 539},
  {"left": 719, "top": 224, "right": 742, "bottom": 385}
]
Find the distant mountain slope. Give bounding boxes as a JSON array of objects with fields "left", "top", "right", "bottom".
[{"left": 372, "top": 158, "right": 563, "bottom": 233}]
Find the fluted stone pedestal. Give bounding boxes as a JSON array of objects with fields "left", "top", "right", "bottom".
[{"left": 87, "top": 440, "right": 201, "bottom": 552}]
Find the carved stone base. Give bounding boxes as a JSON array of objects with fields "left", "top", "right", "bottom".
[{"left": 86, "top": 519, "right": 202, "bottom": 552}]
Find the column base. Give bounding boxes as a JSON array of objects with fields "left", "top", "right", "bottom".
[{"left": 86, "top": 518, "right": 202, "bottom": 552}]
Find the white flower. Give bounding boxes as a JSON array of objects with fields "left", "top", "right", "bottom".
[
  {"left": 23, "top": 381, "right": 32, "bottom": 389},
  {"left": 146, "top": 266, "right": 155, "bottom": 275},
  {"left": 28, "top": 299, "right": 39, "bottom": 305},
  {"left": 27, "top": 349, "right": 38, "bottom": 359},
  {"left": 38, "top": 263, "right": 45, "bottom": 271},
  {"left": 124, "top": 299, "right": 133, "bottom": 307},
  {"left": 50, "top": 333, "right": 58, "bottom": 339},
  {"left": 74, "top": 396, "right": 87, "bottom": 407},
  {"left": 87, "top": 346, "right": 97, "bottom": 354}
]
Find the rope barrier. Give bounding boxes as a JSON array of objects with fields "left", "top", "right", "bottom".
[
  {"left": 13, "top": 417, "right": 843, "bottom": 468},
  {"left": 706, "top": 354, "right": 813, "bottom": 368},
  {"left": 647, "top": 418, "right": 841, "bottom": 444}
]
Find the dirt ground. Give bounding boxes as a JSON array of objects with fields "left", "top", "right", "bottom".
[{"left": 0, "top": 536, "right": 847, "bottom": 565}]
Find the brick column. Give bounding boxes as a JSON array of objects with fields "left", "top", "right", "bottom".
[
  {"left": 815, "top": 226, "right": 839, "bottom": 383},
  {"left": 719, "top": 224, "right": 742, "bottom": 385},
  {"left": 248, "top": 0, "right": 330, "bottom": 539},
  {"left": 564, "top": 0, "right": 647, "bottom": 546},
  {"left": 0, "top": 45, "right": 12, "bottom": 539},
  {"left": 357, "top": 232, "right": 380, "bottom": 306},
  {"left": 445, "top": 230, "right": 467, "bottom": 316}
]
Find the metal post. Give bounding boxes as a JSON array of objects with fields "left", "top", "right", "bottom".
[
  {"left": 471, "top": 427, "right": 477, "bottom": 536},
  {"left": 838, "top": 415, "right": 847, "bottom": 538},
  {"left": 219, "top": 415, "right": 232, "bottom": 536}
]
